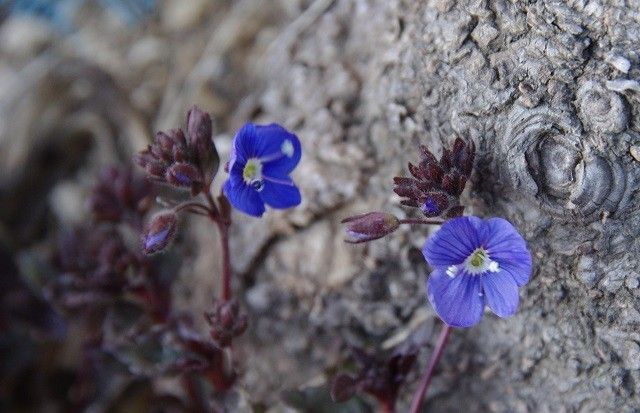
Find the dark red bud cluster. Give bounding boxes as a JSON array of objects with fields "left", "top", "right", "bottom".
[
  {"left": 393, "top": 137, "right": 475, "bottom": 218},
  {"left": 88, "top": 166, "right": 152, "bottom": 224},
  {"left": 51, "top": 228, "right": 137, "bottom": 310},
  {"left": 204, "top": 300, "right": 248, "bottom": 347},
  {"left": 134, "top": 106, "right": 219, "bottom": 194},
  {"left": 142, "top": 212, "right": 177, "bottom": 255},
  {"left": 330, "top": 345, "right": 418, "bottom": 408},
  {"left": 342, "top": 212, "right": 400, "bottom": 243}
]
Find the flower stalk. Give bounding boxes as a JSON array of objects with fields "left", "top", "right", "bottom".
[
  {"left": 216, "top": 218, "right": 232, "bottom": 302},
  {"left": 399, "top": 218, "right": 445, "bottom": 225},
  {"left": 409, "top": 323, "right": 452, "bottom": 413}
]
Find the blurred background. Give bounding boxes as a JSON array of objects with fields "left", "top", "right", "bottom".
[
  {"left": 0, "top": 1, "right": 380, "bottom": 412},
  {"left": 0, "top": 0, "right": 421, "bottom": 410},
  {"left": 3, "top": 1, "right": 640, "bottom": 412}
]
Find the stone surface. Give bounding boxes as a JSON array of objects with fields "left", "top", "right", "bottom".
[
  {"left": 1, "top": 0, "right": 639, "bottom": 411},
  {"left": 238, "top": 1, "right": 640, "bottom": 411}
]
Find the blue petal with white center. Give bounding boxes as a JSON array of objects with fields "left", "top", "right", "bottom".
[
  {"left": 223, "top": 123, "right": 302, "bottom": 217},
  {"left": 422, "top": 216, "right": 532, "bottom": 328}
]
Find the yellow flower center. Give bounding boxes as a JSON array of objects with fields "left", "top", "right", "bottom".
[
  {"left": 243, "top": 159, "right": 261, "bottom": 181},
  {"left": 243, "top": 159, "right": 264, "bottom": 190},
  {"left": 469, "top": 249, "right": 487, "bottom": 268},
  {"left": 454, "top": 247, "right": 500, "bottom": 276}
]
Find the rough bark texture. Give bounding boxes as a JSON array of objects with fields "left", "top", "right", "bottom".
[{"left": 1, "top": 0, "right": 639, "bottom": 412}]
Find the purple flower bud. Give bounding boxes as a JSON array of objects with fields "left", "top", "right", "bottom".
[
  {"left": 420, "top": 192, "right": 448, "bottom": 217},
  {"left": 143, "top": 212, "right": 177, "bottom": 254},
  {"left": 89, "top": 166, "right": 153, "bottom": 223},
  {"left": 145, "top": 161, "right": 166, "bottom": 178},
  {"left": 133, "top": 151, "right": 151, "bottom": 168},
  {"left": 205, "top": 300, "right": 248, "bottom": 347},
  {"left": 187, "top": 106, "right": 213, "bottom": 149},
  {"left": 187, "top": 106, "right": 219, "bottom": 183},
  {"left": 341, "top": 212, "right": 400, "bottom": 244},
  {"left": 168, "top": 128, "right": 187, "bottom": 146},
  {"left": 156, "top": 131, "right": 174, "bottom": 153},
  {"left": 173, "top": 145, "right": 187, "bottom": 162},
  {"left": 421, "top": 198, "right": 440, "bottom": 216},
  {"left": 394, "top": 137, "right": 475, "bottom": 218},
  {"left": 165, "top": 162, "right": 203, "bottom": 188}
]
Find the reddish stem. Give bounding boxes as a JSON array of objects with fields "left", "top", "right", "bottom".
[
  {"left": 217, "top": 220, "right": 232, "bottom": 301},
  {"left": 380, "top": 399, "right": 395, "bottom": 413},
  {"left": 182, "top": 374, "right": 207, "bottom": 413},
  {"left": 399, "top": 218, "right": 444, "bottom": 225},
  {"left": 201, "top": 190, "right": 232, "bottom": 302},
  {"left": 174, "top": 201, "right": 212, "bottom": 215},
  {"left": 409, "top": 323, "right": 452, "bottom": 413}
]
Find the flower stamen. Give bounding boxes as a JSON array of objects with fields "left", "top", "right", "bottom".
[
  {"left": 243, "top": 159, "right": 264, "bottom": 190},
  {"left": 463, "top": 247, "right": 500, "bottom": 275}
]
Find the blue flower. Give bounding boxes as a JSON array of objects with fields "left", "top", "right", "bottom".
[
  {"left": 223, "top": 123, "right": 302, "bottom": 217},
  {"left": 422, "top": 216, "right": 532, "bottom": 328}
]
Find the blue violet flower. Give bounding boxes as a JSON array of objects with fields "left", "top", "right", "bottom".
[
  {"left": 422, "top": 216, "right": 532, "bottom": 328},
  {"left": 223, "top": 123, "right": 302, "bottom": 217}
]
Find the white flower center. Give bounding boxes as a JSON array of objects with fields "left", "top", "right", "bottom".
[
  {"left": 464, "top": 247, "right": 500, "bottom": 275},
  {"left": 243, "top": 159, "right": 264, "bottom": 191},
  {"left": 446, "top": 247, "right": 500, "bottom": 278}
]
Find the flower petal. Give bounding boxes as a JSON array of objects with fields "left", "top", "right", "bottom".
[
  {"left": 232, "top": 123, "right": 258, "bottom": 164},
  {"left": 223, "top": 175, "right": 265, "bottom": 217},
  {"left": 258, "top": 124, "right": 301, "bottom": 176},
  {"left": 234, "top": 122, "right": 296, "bottom": 155},
  {"left": 479, "top": 218, "right": 532, "bottom": 286},
  {"left": 232, "top": 123, "right": 301, "bottom": 175},
  {"left": 422, "top": 216, "right": 482, "bottom": 267},
  {"left": 254, "top": 124, "right": 300, "bottom": 155},
  {"left": 259, "top": 178, "right": 301, "bottom": 209},
  {"left": 427, "top": 268, "right": 484, "bottom": 328},
  {"left": 481, "top": 270, "right": 519, "bottom": 318}
]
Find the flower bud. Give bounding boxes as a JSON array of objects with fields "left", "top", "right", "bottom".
[
  {"left": 187, "top": 106, "right": 213, "bottom": 149},
  {"left": 204, "top": 300, "right": 248, "bottom": 347},
  {"left": 394, "top": 136, "right": 475, "bottom": 218},
  {"left": 168, "top": 128, "right": 187, "bottom": 146},
  {"left": 143, "top": 212, "right": 177, "bottom": 254},
  {"left": 187, "top": 106, "right": 219, "bottom": 184},
  {"left": 341, "top": 212, "right": 400, "bottom": 244},
  {"left": 165, "top": 162, "right": 203, "bottom": 188},
  {"left": 133, "top": 151, "right": 151, "bottom": 168},
  {"left": 145, "top": 161, "right": 166, "bottom": 178},
  {"left": 155, "top": 131, "right": 175, "bottom": 153},
  {"left": 89, "top": 166, "right": 152, "bottom": 223},
  {"left": 420, "top": 192, "right": 448, "bottom": 217}
]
